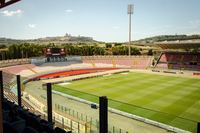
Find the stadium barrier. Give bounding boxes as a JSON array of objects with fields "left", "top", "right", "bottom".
[
  {"left": 0, "top": 58, "right": 31, "bottom": 67},
  {"left": 163, "top": 70, "right": 177, "bottom": 74},
  {"left": 30, "top": 56, "right": 82, "bottom": 66},
  {"left": 67, "top": 56, "right": 82, "bottom": 62},
  {"left": 54, "top": 104, "right": 130, "bottom": 133},
  {"left": 23, "top": 92, "right": 83, "bottom": 132},
  {"left": 152, "top": 69, "right": 160, "bottom": 72},
  {"left": 52, "top": 86, "right": 197, "bottom": 133},
  {"left": 193, "top": 72, "right": 200, "bottom": 76},
  {"left": 51, "top": 90, "right": 130, "bottom": 133},
  {"left": 31, "top": 57, "right": 46, "bottom": 65},
  {"left": 22, "top": 79, "right": 129, "bottom": 133},
  {"left": 54, "top": 103, "right": 99, "bottom": 133}
]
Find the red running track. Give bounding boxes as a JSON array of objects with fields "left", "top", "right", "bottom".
[{"left": 35, "top": 68, "right": 117, "bottom": 80}]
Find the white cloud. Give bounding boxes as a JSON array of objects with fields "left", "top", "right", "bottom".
[
  {"left": 28, "top": 24, "right": 36, "bottom": 28},
  {"left": 112, "top": 26, "right": 120, "bottom": 30},
  {"left": 0, "top": 9, "right": 23, "bottom": 17},
  {"left": 65, "top": 9, "right": 73, "bottom": 13}
]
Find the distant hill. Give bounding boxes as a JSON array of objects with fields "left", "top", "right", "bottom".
[
  {"left": 134, "top": 34, "right": 200, "bottom": 44},
  {"left": 0, "top": 33, "right": 97, "bottom": 45},
  {"left": 0, "top": 38, "right": 25, "bottom": 46},
  {"left": 1, "top": 34, "right": 200, "bottom": 46}
]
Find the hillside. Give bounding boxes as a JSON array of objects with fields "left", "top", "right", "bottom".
[
  {"left": 1, "top": 34, "right": 200, "bottom": 46},
  {"left": 0, "top": 38, "right": 25, "bottom": 46},
  {"left": 134, "top": 34, "right": 200, "bottom": 44},
  {"left": 0, "top": 33, "right": 97, "bottom": 45}
]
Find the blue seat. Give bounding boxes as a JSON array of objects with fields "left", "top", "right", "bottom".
[
  {"left": 10, "top": 117, "right": 26, "bottom": 133},
  {"left": 3, "top": 121, "right": 20, "bottom": 133},
  {"left": 54, "top": 127, "right": 68, "bottom": 133},
  {"left": 23, "top": 127, "right": 39, "bottom": 133}
]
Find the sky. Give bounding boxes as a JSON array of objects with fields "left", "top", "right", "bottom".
[{"left": 0, "top": 0, "right": 200, "bottom": 42}]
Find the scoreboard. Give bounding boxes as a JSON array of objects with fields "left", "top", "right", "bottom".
[
  {"left": 45, "top": 48, "right": 66, "bottom": 57},
  {"left": 44, "top": 48, "right": 66, "bottom": 62}
]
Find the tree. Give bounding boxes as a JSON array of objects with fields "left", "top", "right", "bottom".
[
  {"left": 0, "top": 45, "right": 7, "bottom": 49},
  {"left": 105, "top": 43, "right": 112, "bottom": 48},
  {"left": 131, "top": 47, "right": 141, "bottom": 55},
  {"left": 192, "top": 48, "right": 199, "bottom": 53},
  {"left": 147, "top": 49, "right": 153, "bottom": 55}
]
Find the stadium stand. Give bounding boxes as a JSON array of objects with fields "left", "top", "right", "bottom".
[
  {"left": 4, "top": 89, "right": 35, "bottom": 112},
  {"left": 155, "top": 41, "right": 200, "bottom": 49},
  {"left": 156, "top": 52, "right": 200, "bottom": 70},
  {"left": 0, "top": 64, "right": 36, "bottom": 75},
  {"left": 32, "top": 68, "right": 117, "bottom": 80},
  {"left": 82, "top": 56, "right": 152, "bottom": 69},
  {"left": 0, "top": 58, "right": 31, "bottom": 68},
  {"left": 2, "top": 98, "right": 71, "bottom": 133},
  {"left": 1, "top": 71, "right": 72, "bottom": 133}
]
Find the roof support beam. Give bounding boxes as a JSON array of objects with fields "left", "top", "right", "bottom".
[{"left": 0, "top": 0, "right": 20, "bottom": 9}]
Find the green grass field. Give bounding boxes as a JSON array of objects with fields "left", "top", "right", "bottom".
[{"left": 53, "top": 72, "right": 200, "bottom": 133}]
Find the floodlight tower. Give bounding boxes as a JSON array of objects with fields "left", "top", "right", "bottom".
[{"left": 127, "top": 4, "right": 133, "bottom": 56}]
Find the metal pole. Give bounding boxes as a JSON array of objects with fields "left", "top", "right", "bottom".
[
  {"left": 62, "top": 117, "right": 64, "bottom": 128},
  {"left": 198, "top": 122, "right": 200, "bottom": 133},
  {"left": 128, "top": 4, "right": 133, "bottom": 56},
  {"left": 99, "top": 96, "right": 108, "bottom": 133},
  {"left": 129, "top": 13, "right": 131, "bottom": 56},
  {"left": 96, "top": 119, "right": 99, "bottom": 133},
  {"left": 70, "top": 119, "right": 72, "bottom": 130},
  {"left": 85, "top": 123, "right": 87, "bottom": 133},
  {"left": 0, "top": 71, "right": 4, "bottom": 102},
  {"left": 47, "top": 83, "right": 52, "bottom": 123},
  {"left": 17, "top": 75, "right": 22, "bottom": 107},
  {"left": 0, "top": 71, "right": 3, "bottom": 133},
  {"left": 78, "top": 122, "right": 80, "bottom": 133},
  {"left": 3, "top": 52, "right": 5, "bottom": 60}
]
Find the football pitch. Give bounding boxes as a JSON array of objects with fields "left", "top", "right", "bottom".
[{"left": 53, "top": 72, "right": 200, "bottom": 132}]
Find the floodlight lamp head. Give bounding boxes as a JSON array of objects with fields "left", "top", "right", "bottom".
[{"left": 127, "top": 4, "right": 134, "bottom": 14}]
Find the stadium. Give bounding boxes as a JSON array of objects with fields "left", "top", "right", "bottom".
[
  {"left": 0, "top": 1, "right": 200, "bottom": 133},
  {"left": 1, "top": 43, "right": 200, "bottom": 133}
]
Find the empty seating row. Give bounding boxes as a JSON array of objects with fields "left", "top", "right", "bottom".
[
  {"left": 157, "top": 52, "right": 200, "bottom": 70},
  {"left": 1, "top": 64, "right": 36, "bottom": 74},
  {"left": 3, "top": 98, "right": 71, "bottom": 133},
  {"left": 82, "top": 56, "right": 152, "bottom": 69},
  {"left": 0, "top": 59, "right": 31, "bottom": 68}
]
